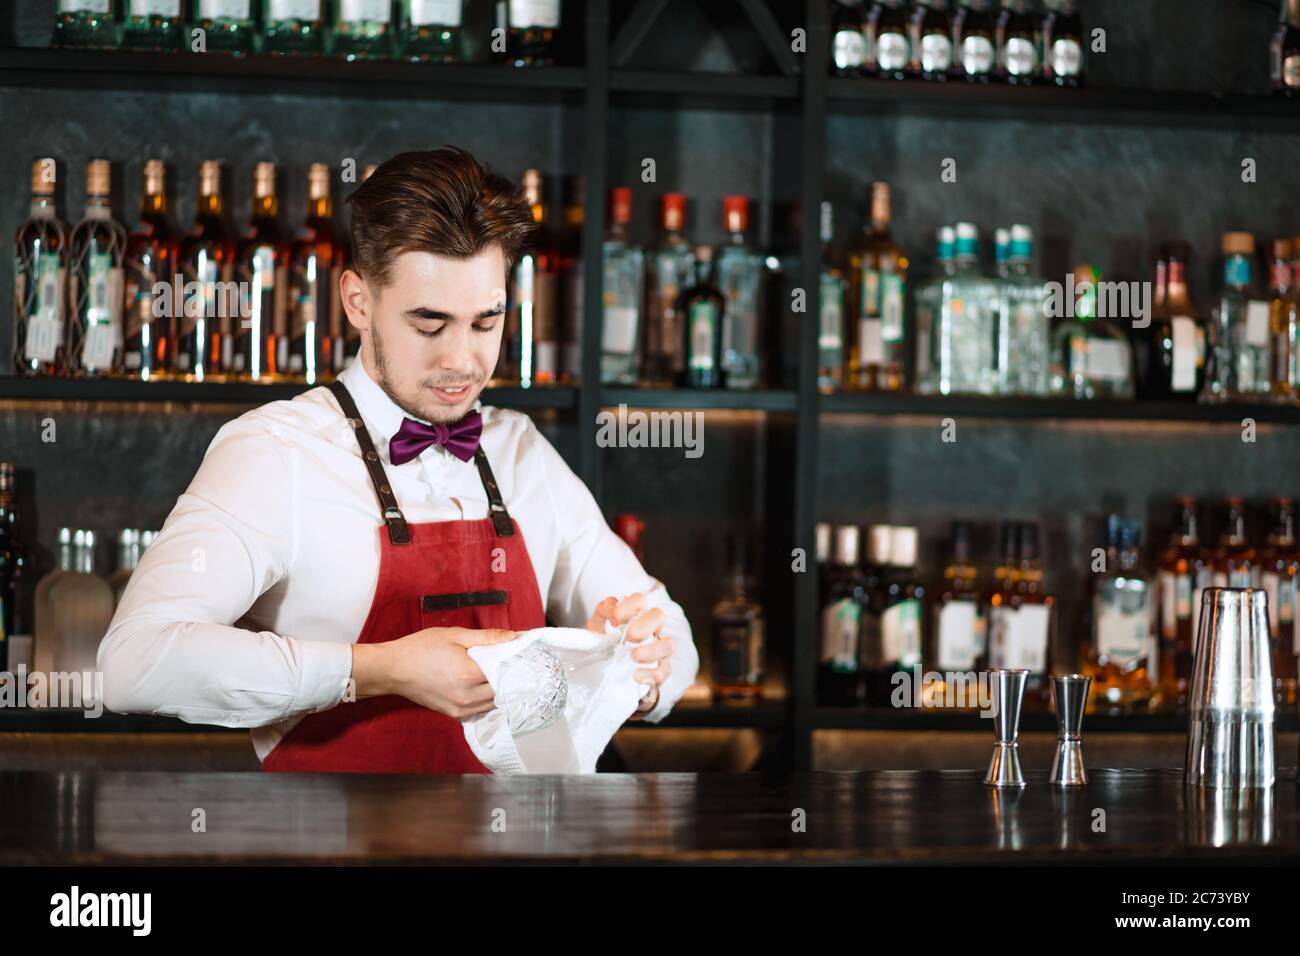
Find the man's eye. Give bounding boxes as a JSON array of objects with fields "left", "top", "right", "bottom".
[
  {"left": 416, "top": 328, "right": 442, "bottom": 338},
  {"left": 473, "top": 320, "right": 499, "bottom": 333}
]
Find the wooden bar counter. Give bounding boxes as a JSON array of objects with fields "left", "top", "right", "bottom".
[{"left": 1, "top": 768, "right": 1298, "bottom": 865}]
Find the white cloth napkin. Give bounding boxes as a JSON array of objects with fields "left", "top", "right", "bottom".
[{"left": 463, "top": 624, "right": 652, "bottom": 774}]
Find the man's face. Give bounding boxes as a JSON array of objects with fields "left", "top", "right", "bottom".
[{"left": 344, "top": 248, "right": 505, "bottom": 425}]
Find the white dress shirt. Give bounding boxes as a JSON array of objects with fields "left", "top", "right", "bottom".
[{"left": 98, "top": 360, "right": 699, "bottom": 763}]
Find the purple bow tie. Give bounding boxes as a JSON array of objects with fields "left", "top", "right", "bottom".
[{"left": 389, "top": 411, "right": 482, "bottom": 465}]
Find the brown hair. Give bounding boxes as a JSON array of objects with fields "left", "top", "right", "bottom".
[{"left": 346, "top": 147, "right": 536, "bottom": 289}]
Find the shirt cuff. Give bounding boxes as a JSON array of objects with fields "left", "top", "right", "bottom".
[{"left": 294, "top": 638, "right": 355, "bottom": 715}]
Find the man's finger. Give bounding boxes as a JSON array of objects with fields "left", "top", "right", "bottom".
[
  {"left": 631, "top": 634, "right": 673, "bottom": 662},
  {"left": 453, "top": 628, "right": 517, "bottom": 647},
  {"left": 626, "top": 607, "right": 664, "bottom": 643},
  {"left": 612, "top": 593, "right": 646, "bottom": 625},
  {"left": 586, "top": 596, "right": 618, "bottom": 631}
]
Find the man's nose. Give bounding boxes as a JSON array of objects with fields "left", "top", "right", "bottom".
[{"left": 434, "top": 323, "right": 476, "bottom": 374}]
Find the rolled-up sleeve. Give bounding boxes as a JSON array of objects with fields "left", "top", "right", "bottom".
[{"left": 97, "top": 420, "right": 354, "bottom": 727}]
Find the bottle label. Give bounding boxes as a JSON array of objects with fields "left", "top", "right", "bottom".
[
  {"left": 1158, "top": 570, "right": 1176, "bottom": 639},
  {"left": 59, "top": 0, "right": 111, "bottom": 11},
  {"left": 601, "top": 305, "right": 638, "bottom": 356},
  {"left": 687, "top": 300, "right": 717, "bottom": 371},
  {"left": 339, "top": 0, "right": 390, "bottom": 22},
  {"left": 1286, "top": 54, "right": 1300, "bottom": 89},
  {"left": 267, "top": 0, "right": 321, "bottom": 21},
  {"left": 1096, "top": 602, "right": 1151, "bottom": 664},
  {"left": 1245, "top": 301, "right": 1271, "bottom": 347},
  {"left": 1170, "top": 316, "right": 1201, "bottom": 392},
  {"left": 34, "top": 252, "right": 64, "bottom": 326},
  {"left": 129, "top": 0, "right": 180, "bottom": 15},
  {"left": 961, "top": 35, "right": 994, "bottom": 75},
  {"left": 881, "top": 274, "right": 904, "bottom": 341},
  {"left": 856, "top": 317, "right": 884, "bottom": 366},
  {"left": 833, "top": 29, "right": 867, "bottom": 69},
  {"left": 408, "top": 0, "right": 462, "bottom": 26},
  {"left": 82, "top": 323, "right": 118, "bottom": 372},
  {"left": 1264, "top": 572, "right": 1282, "bottom": 638},
  {"left": 937, "top": 600, "right": 979, "bottom": 671},
  {"left": 860, "top": 267, "right": 880, "bottom": 318},
  {"left": 818, "top": 277, "right": 844, "bottom": 350},
  {"left": 920, "top": 32, "right": 952, "bottom": 72},
  {"left": 199, "top": 0, "right": 252, "bottom": 18},
  {"left": 1281, "top": 576, "right": 1295, "bottom": 624},
  {"left": 509, "top": 0, "right": 560, "bottom": 28},
  {"left": 1003, "top": 36, "right": 1036, "bottom": 76},
  {"left": 990, "top": 604, "right": 1049, "bottom": 672},
  {"left": 718, "top": 252, "right": 760, "bottom": 358},
  {"left": 715, "top": 620, "right": 763, "bottom": 686},
  {"left": 882, "top": 599, "right": 921, "bottom": 668},
  {"left": 1083, "top": 338, "right": 1128, "bottom": 382},
  {"left": 876, "top": 31, "right": 909, "bottom": 71},
  {"left": 1050, "top": 38, "right": 1082, "bottom": 77},
  {"left": 821, "top": 597, "right": 860, "bottom": 671}
]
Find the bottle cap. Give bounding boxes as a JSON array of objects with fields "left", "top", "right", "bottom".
[
  {"left": 722, "top": 195, "right": 748, "bottom": 234},
  {"left": 307, "top": 162, "right": 330, "bottom": 201},
  {"left": 143, "top": 158, "right": 166, "bottom": 196},
  {"left": 1272, "top": 239, "right": 1293, "bottom": 260},
  {"left": 613, "top": 513, "right": 645, "bottom": 551},
  {"left": 661, "top": 192, "right": 686, "bottom": 231},
  {"left": 86, "top": 158, "right": 111, "bottom": 197},
  {"left": 31, "top": 158, "right": 56, "bottom": 196},
  {"left": 815, "top": 522, "right": 832, "bottom": 564},
  {"left": 889, "top": 526, "right": 918, "bottom": 568},
  {"left": 609, "top": 187, "right": 632, "bottom": 225},
  {"left": 833, "top": 525, "right": 861, "bottom": 566},
  {"left": 869, "top": 182, "right": 890, "bottom": 227},
  {"left": 198, "top": 159, "right": 222, "bottom": 197},
  {"left": 1221, "top": 232, "right": 1254, "bottom": 256},
  {"left": 867, "top": 525, "right": 892, "bottom": 564},
  {"left": 253, "top": 161, "right": 277, "bottom": 200},
  {"left": 819, "top": 201, "right": 833, "bottom": 244},
  {"left": 955, "top": 221, "right": 978, "bottom": 241}
]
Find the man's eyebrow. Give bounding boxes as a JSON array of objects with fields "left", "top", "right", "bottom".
[{"left": 404, "top": 306, "right": 505, "bottom": 321}]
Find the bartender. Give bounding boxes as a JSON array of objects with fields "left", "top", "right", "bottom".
[{"left": 99, "top": 147, "right": 698, "bottom": 773}]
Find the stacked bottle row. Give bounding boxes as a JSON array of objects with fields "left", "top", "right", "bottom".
[
  {"left": 816, "top": 496, "right": 1300, "bottom": 715},
  {"left": 818, "top": 183, "right": 1300, "bottom": 404},
  {"left": 830, "top": 0, "right": 1085, "bottom": 86},
  {"left": 52, "top": 0, "right": 563, "bottom": 65}
]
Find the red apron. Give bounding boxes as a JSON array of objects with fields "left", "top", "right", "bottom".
[{"left": 262, "top": 380, "right": 547, "bottom": 774}]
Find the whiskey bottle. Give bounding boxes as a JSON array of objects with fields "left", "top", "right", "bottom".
[
  {"left": 1049, "top": 264, "right": 1136, "bottom": 399},
  {"left": 1261, "top": 497, "right": 1299, "bottom": 705},
  {"left": 108, "top": 529, "right": 142, "bottom": 607},
  {"left": 989, "top": 521, "right": 1053, "bottom": 707},
  {"left": 1268, "top": 239, "right": 1298, "bottom": 401},
  {"left": 235, "top": 163, "right": 290, "bottom": 382},
  {"left": 401, "top": 0, "right": 463, "bottom": 62},
  {"left": 914, "top": 0, "right": 954, "bottom": 80},
  {"left": 1135, "top": 241, "right": 1209, "bottom": 401},
  {"left": 818, "top": 524, "right": 868, "bottom": 707},
  {"left": 338, "top": 163, "right": 379, "bottom": 374},
  {"left": 927, "top": 520, "right": 986, "bottom": 707},
  {"left": 264, "top": 0, "right": 326, "bottom": 55},
  {"left": 1271, "top": 0, "right": 1300, "bottom": 95},
  {"left": 178, "top": 160, "right": 236, "bottom": 382},
  {"left": 122, "top": 159, "right": 178, "bottom": 381},
  {"left": 715, "top": 196, "right": 763, "bottom": 389},
  {"left": 830, "top": 0, "right": 867, "bottom": 77},
  {"left": 711, "top": 536, "right": 765, "bottom": 701},
  {"left": 954, "top": 0, "right": 996, "bottom": 82},
  {"left": 868, "top": 0, "right": 911, "bottom": 80},
  {"left": 644, "top": 194, "right": 694, "bottom": 386},
  {"left": 678, "top": 245, "right": 725, "bottom": 389},
  {"left": 53, "top": 1, "right": 119, "bottom": 49},
  {"left": 1209, "top": 232, "right": 1272, "bottom": 401},
  {"left": 996, "top": 0, "right": 1038, "bottom": 84},
  {"left": 0, "top": 464, "right": 32, "bottom": 673},
  {"left": 847, "top": 183, "right": 908, "bottom": 391},
  {"left": 858, "top": 525, "right": 893, "bottom": 705},
  {"left": 288, "top": 163, "right": 340, "bottom": 385},
  {"left": 14, "top": 158, "right": 69, "bottom": 377},
  {"left": 818, "top": 201, "right": 848, "bottom": 392},
  {"left": 334, "top": 0, "right": 394, "bottom": 59},
  {"left": 1156, "top": 497, "right": 1210, "bottom": 712},
  {"left": 69, "top": 159, "right": 128, "bottom": 380},
  {"left": 599, "top": 187, "right": 644, "bottom": 385},
  {"left": 122, "top": 0, "right": 184, "bottom": 51},
  {"left": 1042, "top": 0, "right": 1084, "bottom": 86},
  {"left": 1085, "top": 517, "right": 1157, "bottom": 713},
  {"left": 503, "top": 0, "right": 561, "bottom": 66},
  {"left": 1212, "top": 497, "right": 1260, "bottom": 589},
  {"left": 193, "top": 0, "right": 256, "bottom": 55},
  {"left": 880, "top": 525, "right": 925, "bottom": 699},
  {"left": 509, "top": 170, "right": 561, "bottom": 387}
]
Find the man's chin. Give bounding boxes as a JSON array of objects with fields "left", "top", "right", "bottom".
[{"left": 417, "top": 383, "right": 482, "bottom": 422}]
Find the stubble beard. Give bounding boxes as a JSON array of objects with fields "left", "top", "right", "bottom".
[{"left": 370, "top": 321, "right": 482, "bottom": 425}]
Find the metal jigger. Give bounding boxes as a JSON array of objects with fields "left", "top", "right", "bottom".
[
  {"left": 1049, "top": 674, "right": 1091, "bottom": 786},
  {"left": 1185, "top": 588, "right": 1275, "bottom": 789},
  {"left": 984, "top": 669, "right": 1029, "bottom": 788}
]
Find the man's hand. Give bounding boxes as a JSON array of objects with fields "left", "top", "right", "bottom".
[
  {"left": 587, "top": 594, "right": 674, "bottom": 719},
  {"left": 349, "top": 627, "right": 516, "bottom": 719}
]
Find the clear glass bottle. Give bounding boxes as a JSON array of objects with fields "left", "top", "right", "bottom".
[
  {"left": 178, "top": 160, "right": 236, "bottom": 382},
  {"left": 818, "top": 201, "right": 848, "bottom": 392},
  {"left": 503, "top": 0, "right": 561, "bottom": 67},
  {"left": 1049, "top": 264, "right": 1136, "bottom": 399},
  {"left": 599, "top": 187, "right": 644, "bottom": 385},
  {"left": 14, "top": 158, "right": 70, "bottom": 378},
  {"left": 868, "top": 0, "right": 911, "bottom": 80},
  {"left": 234, "top": 162, "right": 290, "bottom": 382},
  {"left": 644, "top": 193, "right": 694, "bottom": 386},
  {"left": 818, "top": 525, "right": 867, "bottom": 707},
  {"left": 679, "top": 245, "right": 725, "bottom": 389},
  {"left": 401, "top": 0, "right": 463, "bottom": 62},
  {"left": 122, "top": 0, "right": 184, "bottom": 51},
  {"left": 847, "top": 183, "right": 908, "bottom": 391},
  {"left": 287, "top": 163, "right": 339, "bottom": 385},
  {"left": 930, "top": 221, "right": 996, "bottom": 395},
  {"left": 32, "top": 528, "right": 73, "bottom": 682},
  {"left": 914, "top": 225, "right": 954, "bottom": 394},
  {"left": 914, "top": 0, "right": 953, "bottom": 80},
  {"left": 264, "top": 0, "right": 326, "bottom": 55},
  {"left": 334, "top": 0, "right": 394, "bottom": 59},
  {"left": 108, "top": 529, "right": 142, "bottom": 607},
  {"left": 193, "top": 0, "right": 256, "bottom": 55},
  {"left": 1261, "top": 496, "right": 1299, "bottom": 706},
  {"left": 830, "top": 0, "right": 868, "bottom": 76},
  {"left": 1268, "top": 239, "right": 1298, "bottom": 401},
  {"left": 1042, "top": 0, "right": 1084, "bottom": 85},
  {"left": 1086, "top": 517, "right": 1157, "bottom": 713},
  {"left": 1136, "top": 241, "right": 1210, "bottom": 401},
  {"left": 53, "top": 0, "right": 119, "bottom": 49},
  {"left": 993, "top": 226, "right": 1009, "bottom": 280},
  {"left": 0, "top": 464, "right": 33, "bottom": 673},
  {"left": 47, "top": 530, "right": 115, "bottom": 682},
  {"left": 996, "top": 223, "right": 1050, "bottom": 395},
  {"left": 716, "top": 196, "right": 762, "bottom": 389},
  {"left": 711, "top": 536, "right": 765, "bottom": 701},
  {"left": 996, "top": 0, "right": 1038, "bottom": 83},
  {"left": 1156, "top": 497, "right": 1210, "bottom": 713},
  {"left": 122, "top": 159, "right": 178, "bottom": 381},
  {"left": 503, "top": 169, "right": 561, "bottom": 388},
  {"left": 954, "top": 0, "right": 996, "bottom": 82},
  {"left": 69, "top": 159, "right": 128, "bottom": 380},
  {"left": 1209, "top": 232, "right": 1272, "bottom": 401}
]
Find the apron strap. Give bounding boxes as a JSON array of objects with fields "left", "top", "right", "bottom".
[
  {"left": 473, "top": 446, "right": 516, "bottom": 537},
  {"left": 328, "top": 381, "right": 411, "bottom": 546}
]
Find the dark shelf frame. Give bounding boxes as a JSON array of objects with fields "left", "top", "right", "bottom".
[{"left": 814, "top": 707, "right": 1300, "bottom": 734}]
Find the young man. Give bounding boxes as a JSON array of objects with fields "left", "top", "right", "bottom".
[{"left": 99, "top": 147, "right": 697, "bottom": 772}]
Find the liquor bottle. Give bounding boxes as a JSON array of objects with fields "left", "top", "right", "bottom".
[
  {"left": 868, "top": 0, "right": 911, "bottom": 80},
  {"left": 1156, "top": 497, "right": 1209, "bottom": 712},
  {"left": 953, "top": 0, "right": 996, "bottom": 82},
  {"left": 926, "top": 520, "right": 986, "bottom": 708},
  {"left": 401, "top": 0, "right": 463, "bottom": 62},
  {"left": 44, "top": 530, "right": 115, "bottom": 681},
  {"left": 53, "top": 0, "right": 119, "bottom": 48},
  {"left": 880, "top": 526, "right": 924, "bottom": 700},
  {"left": 819, "top": 525, "right": 868, "bottom": 707},
  {"left": 1049, "top": 264, "right": 1135, "bottom": 399},
  {"left": 914, "top": 225, "right": 954, "bottom": 394},
  {"left": 32, "top": 529, "right": 73, "bottom": 680},
  {"left": 234, "top": 162, "right": 290, "bottom": 382},
  {"left": 288, "top": 164, "right": 339, "bottom": 385},
  {"left": 993, "top": 226, "right": 1009, "bottom": 279},
  {"left": 847, "top": 183, "right": 908, "bottom": 391},
  {"left": 818, "top": 201, "right": 848, "bottom": 392},
  {"left": 1135, "top": 241, "right": 1209, "bottom": 401},
  {"left": 334, "top": 0, "right": 394, "bottom": 59},
  {"left": 503, "top": 0, "right": 561, "bottom": 66},
  {"left": 1042, "top": 0, "right": 1084, "bottom": 85},
  {"left": 178, "top": 160, "right": 236, "bottom": 382},
  {"left": 558, "top": 175, "right": 584, "bottom": 384},
  {"left": 122, "top": 0, "right": 185, "bottom": 50},
  {"left": 1261, "top": 497, "right": 1299, "bottom": 705},
  {"left": 108, "top": 529, "right": 142, "bottom": 607},
  {"left": 338, "top": 163, "right": 378, "bottom": 374},
  {"left": 1268, "top": 239, "right": 1298, "bottom": 401},
  {"left": 506, "top": 169, "right": 561, "bottom": 388},
  {"left": 643, "top": 193, "right": 693, "bottom": 386},
  {"left": 599, "top": 187, "right": 643, "bottom": 385},
  {"left": 989, "top": 521, "right": 1053, "bottom": 707},
  {"left": 930, "top": 221, "right": 996, "bottom": 395},
  {"left": 1209, "top": 233, "right": 1272, "bottom": 401},
  {"left": 1212, "top": 497, "right": 1260, "bottom": 589},
  {"left": 264, "top": 0, "right": 326, "bottom": 55},
  {"left": 678, "top": 245, "right": 725, "bottom": 389},
  {"left": 122, "top": 159, "right": 178, "bottom": 381},
  {"left": 193, "top": 0, "right": 256, "bottom": 55},
  {"left": 830, "top": 0, "right": 868, "bottom": 76},
  {"left": 711, "top": 536, "right": 765, "bottom": 701},
  {"left": 914, "top": 0, "right": 953, "bottom": 79},
  {"left": 995, "top": 223, "right": 1050, "bottom": 395},
  {"left": 1270, "top": 0, "right": 1300, "bottom": 95},
  {"left": 996, "top": 0, "right": 1038, "bottom": 83},
  {"left": 68, "top": 159, "right": 128, "bottom": 380},
  {"left": 715, "top": 196, "right": 763, "bottom": 389},
  {"left": 1085, "top": 517, "right": 1157, "bottom": 712},
  {"left": 0, "top": 464, "right": 32, "bottom": 673},
  {"left": 13, "top": 158, "right": 69, "bottom": 378},
  {"left": 858, "top": 525, "right": 893, "bottom": 705}
]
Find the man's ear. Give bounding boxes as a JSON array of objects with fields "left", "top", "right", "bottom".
[{"left": 339, "top": 268, "right": 372, "bottom": 333}]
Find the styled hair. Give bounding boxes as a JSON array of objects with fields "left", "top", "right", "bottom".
[{"left": 345, "top": 147, "right": 536, "bottom": 289}]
